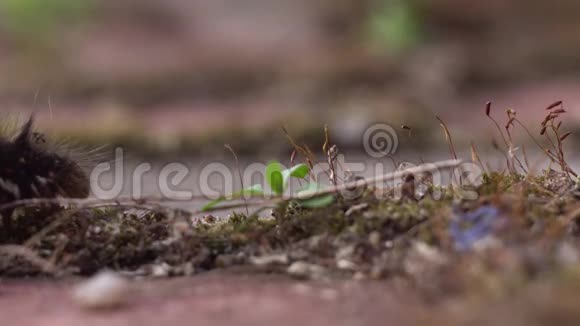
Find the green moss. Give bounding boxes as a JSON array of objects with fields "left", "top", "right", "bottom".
[{"left": 479, "top": 172, "right": 525, "bottom": 195}]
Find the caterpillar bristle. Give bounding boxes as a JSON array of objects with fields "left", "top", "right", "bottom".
[{"left": 0, "top": 116, "right": 100, "bottom": 206}]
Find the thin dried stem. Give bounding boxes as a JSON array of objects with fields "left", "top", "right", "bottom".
[
  {"left": 225, "top": 144, "right": 249, "bottom": 216},
  {"left": 435, "top": 116, "right": 458, "bottom": 160},
  {"left": 470, "top": 142, "right": 487, "bottom": 174}
]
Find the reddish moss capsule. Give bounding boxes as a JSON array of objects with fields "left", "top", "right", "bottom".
[
  {"left": 546, "top": 100, "right": 563, "bottom": 110},
  {"left": 560, "top": 132, "right": 572, "bottom": 141}
]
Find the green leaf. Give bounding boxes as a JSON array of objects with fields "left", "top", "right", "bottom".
[
  {"left": 266, "top": 161, "right": 284, "bottom": 195},
  {"left": 282, "top": 163, "right": 310, "bottom": 188},
  {"left": 299, "top": 195, "right": 335, "bottom": 209},
  {"left": 201, "top": 184, "right": 264, "bottom": 211},
  {"left": 270, "top": 172, "right": 284, "bottom": 195},
  {"left": 296, "top": 182, "right": 323, "bottom": 197},
  {"left": 201, "top": 198, "right": 225, "bottom": 212},
  {"left": 236, "top": 184, "right": 264, "bottom": 197}
]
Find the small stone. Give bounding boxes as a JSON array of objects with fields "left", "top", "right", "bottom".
[
  {"left": 363, "top": 211, "right": 377, "bottom": 219},
  {"left": 72, "top": 271, "right": 131, "bottom": 310},
  {"left": 335, "top": 245, "right": 356, "bottom": 261},
  {"left": 250, "top": 254, "right": 289, "bottom": 267},
  {"left": 183, "top": 262, "right": 196, "bottom": 276},
  {"left": 287, "top": 261, "right": 326, "bottom": 279},
  {"left": 413, "top": 242, "right": 447, "bottom": 264},
  {"left": 308, "top": 235, "right": 327, "bottom": 250},
  {"left": 336, "top": 259, "right": 357, "bottom": 271},
  {"left": 289, "top": 249, "right": 310, "bottom": 261},
  {"left": 345, "top": 203, "right": 369, "bottom": 217},
  {"left": 287, "top": 261, "right": 309, "bottom": 277},
  {"left": 404, "top": 242, "right": 448, "bottom": 277},
  {"left": 416, "top": 184, "right": 429, "bottom": 199},
  {"left": 151, "top": 262, "right": 172, "bottom": 278},
  {"left": 471, "top": 236, "right": 502, "bottom": 253},
  {"left": 172, "top": 221, "right": 190, "bottom": 238}
]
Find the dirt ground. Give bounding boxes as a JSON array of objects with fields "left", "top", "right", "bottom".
[{"left": 0, "top": 273, "right": 425, "bottom": 326}]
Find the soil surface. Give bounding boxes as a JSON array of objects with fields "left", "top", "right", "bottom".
[{"left": 0, "top": 273, "right": 424, "bottom": 326}]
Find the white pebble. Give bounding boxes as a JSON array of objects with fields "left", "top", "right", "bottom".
[
  {"left": 250, "top": 254, "right": 289, "bottom": 267},
  {"left": 336, "top": 259, "right": 358, "bottom": 271},
  {"left": 151, "top": 262, "right": 172, "bottom": 278},
  {"left": 287, "top": 261, "right": 326, "bottom": 279},
  {"left": 72, "top": 271, "right": 131, "bottom": 310}
]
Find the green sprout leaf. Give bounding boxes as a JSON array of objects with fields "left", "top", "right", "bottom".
[
  {"left": 299, "top": 195, "right": 335, "bottom": 209},
  {"left": 282, "top": 163, "right": 310, "bottom": 188},
  {"left": 201, "top": 198, "right": 225, "bottom": 212},
  {"left": 266, "top": 161, "right": 284, "bottom": 195},
  {"left": 236, "top": 184, "right": 265, "bottom": 197},
  {"left": 201, "top": 184, "right": 264, "bottom": 211},
  {"left": 297, "top": 181, "right": 334, "bottom": 208},
  {"left": 270, "top": 172, "right": 284, "bottom": 195}
]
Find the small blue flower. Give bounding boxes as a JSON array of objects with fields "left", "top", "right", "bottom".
[{"left": 450, "top": 205, "right": 502, "bottom": 251}]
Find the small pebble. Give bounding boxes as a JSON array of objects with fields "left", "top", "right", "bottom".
[
  {"left": 151, "top": 262, "right": 172, "bottom": 278},
  {"left": 287, "top": 261, "right": 326, "bottom": 279},
  {"left": 345, "top": 203, "right": 369, "bottom": 217},
  {"left": 72, "top": 271, "right": 131, "bottom": 310},
  {"left": 335, "top": 245, "right": 355, "bottom": 261},
  {"left": 336, "top": 259, "right": 357, "bottom": 271},
  {"left": 404, "top": 242, "right": 448, "bottom": 277},
  {"left": 172, "top": 221, "right": 191, "bottom": 238},
  {"left": 250, "top": 254, "right": 289, "bottom": 267}
]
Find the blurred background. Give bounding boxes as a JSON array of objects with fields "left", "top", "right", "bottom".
[{"left": 1, "top": 0, "right": 580, "bottom": 159}]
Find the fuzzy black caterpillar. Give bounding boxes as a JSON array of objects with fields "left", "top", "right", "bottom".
[{"left": 0, "top": 116, "right": 91, "bottom": 231}]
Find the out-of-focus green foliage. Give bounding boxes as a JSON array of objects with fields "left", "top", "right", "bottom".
[
  {"left": 0, "top": 0, "right": 93, "bottom": 39},
  {"left": 367, "top": 0, "right": 422, "bottom": 53}
]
